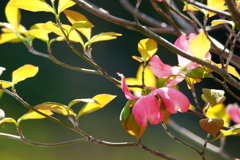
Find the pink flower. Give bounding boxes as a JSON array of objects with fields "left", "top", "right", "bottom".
[
  {"left": 118, "top": 73, "right": 190, "bottom": 127},
  {"left": 226, "top": 103, "right": 240, "bottom": 124},
  {"left": 148, "top": 33, "right": 211, "bottom": 86}
]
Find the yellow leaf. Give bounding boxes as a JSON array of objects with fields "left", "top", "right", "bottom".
[
  {"left": 138, "top": 38, "right": 158, "bottom": 61},
  {"left": 22, "top": 23, "right": 51, "bottom": 41},
  {"left": 68, "top": 98, "right": 99, "bottom": 108},
  {"left": 0, "top": 32, "right": 21, "bottom": 44},
  {"left": 207, "top": 0, "right": 228, "bottom": 17},
  {"left": 183, "top": 4, "right": 200, "bottom": 11},
  {"left": 0, "top": 80, "right": 12, "bottom": 88},
  {"left": 211, "top": 19, "right": 234, "bottom": 28},
  {"left": 215, "top": 64, "right": 240, "bottom": 80},
  {"left": 211, "top": 127, "right": 240, "bottom": 141},
  {"left": 43, "top": 21, "right": 84, "bottom": 45},
  {"left": 64, "top": 10, "right": 91, "bottom": 40},
  {"left": 205, "top": 103, "right": 230, "bottom": 127},
  {"left": 5, "top": 1, "right": 21, "bottom": 31},
  {"left": 20, "top": 109, "right": 53, "bottom": 120},
  {"left": 189, "top": 32, "right": 211, "bottom": 60},
  {"left": 125, "top": 65, "right": 156, "bottom": 92},
  {"left": 0, "top": 118, "right": 17, "bottom": 126},
  {"left": 78, "top": 94, "right": 116, "bottom": 117},
  {"left": 90, "top": 32, "right": 122, "bottom": 43},
  {"left": 58, "top": 0, "right": 75, "bottom": 14},
  {"left": 34, "top": 102, "right": 75, "bottom": 115},
  {"left": 8, "top": 0, "right": 54, "bottom": 13},
  {"left": 12, "top": 64, "right": 39, "bottom": 85}
]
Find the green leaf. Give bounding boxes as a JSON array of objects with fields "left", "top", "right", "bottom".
[
  {"left": 58, "top": 0, "right": 75, "bottom": 14},
  {"left": 185, "top": 66, "right": 211, "bottom": 78},
  {"left": 202, "top": 88, "right": 226, "bottom": 106},
  {"left": 120, "top": 101, "right": 131, "bottom": 125},
  {"left": 8, "top": 0, "right": 54, "bottom": 13},
  {"left": 12, "top": 64, "right": 39, "bottom": 85},
  {"left": 199, "top": 118, "right": 224, "bottom": 137},
  {"left": 122, "top": 114, "right": 147, "bottom": 140},
  {"left": 78, "top": 94, "right": 116, "bottom": 117},
  {"left": 138, "top": 38, "right": 158, "bottom": 61},
  {"left": 211, "top": 127, "right": 240, "bottom": 141},
  {"left": 68, "top": 98, "right": 99, "bottom": 108},
  {"left": 189, "top": 32, "right": 211, "bottom": 60},
  {"left": 90, "top": 32, "right": 122, "bottom": 43}
]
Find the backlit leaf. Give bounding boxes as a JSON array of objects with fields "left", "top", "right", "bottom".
[
  {"left": 5, "top": 1, "right": 21, "bottom": 31},
  {"left": 90, "top": 32, "right": 122, "bottom": 43},
  {"left": 183, "top": 4, "right": 200, "bottom": 11},
  {"left": 189, "top": 32, "right": 211, "bottom": 60},
  {"left": 202, "top": 88, "right": 226, "bottom": 106},
  {"left": 20, "top": 109, "right": 53, "bottom": 120},
  {"left": 58, "top": 0, "right": 75, "bottom": 14},
  {"left": 132, "top": 56, "right": 144, "bottom": 62},
  {"left": 215, "top": 64, "right": 240, "bottom": 80},
  {"left": 120, "top": 101, "right": 131, "bottom": 125},
  {"left": 8, "top": 0, "right": 54, "bottom": 13},
  {"left": 207, "top": 0, "right": 228, "bottom": 17},
  {"left": 138, "top": 38, "right": 158, "bottom": 61},
  {"left": 64, "top": 10, "right": 91, "bottom": 40},
  {"left": 185, "top": 66, "right": 211, "bottom": 78},
  {"left": 205, "top": 103, "right": 230, "bottom": 127},
  {"left": 68, "top": 98, "right": 99, "bottom": 108},
  {"left": 211, "top": 19, "right": 235, "bottom": 29},
  {"left": 0, "top": 80, "right": 12, "bottom": 88},
  {"left": 22, "top": 23, "right": 51, "bottom": 41},
  {"left": 122, "top": 114, "right": 147, "bottom": 140},
  {"left": 199, "top": 118, "right": 224, "bottom": 137},
  {"left": 211, "top": 127, "right": 240, "bottom": 141},
  {"left": 78, "top": 94, "right": 116, "bottom": 117},
  {"left": 70, "top": 21, "right": 94, "bottom": 33},
  {"left": 0, "top": 118, "right": 17, "bottom": 126},
  {"left": 0, "top": 32, "right": 21, "bottom": 44},
  {"left": 12, "top": 64, "right": 39, "bottom": 85},
  {"left": 34, "top": 102, "right": 75, "bottom": 115}
]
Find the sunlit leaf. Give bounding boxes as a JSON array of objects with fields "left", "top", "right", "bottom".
[
  {"left": 199, "top": 118, "right": 224, "bottom": 137},
  {"left": 205, "top": 103, "right": 230, "bottom": 127},
  {"left": 64, "top": 10, "right": 91, "bottom": 40},
  {"left": 138, "top": 38, "right": 158, "bottom": 61},
  {"left": 43, "top": 21, "right": 84, "bottom": 45},
  {"left": 185, "top": 66, "right": 211, "bottom": 78},
  {"left": 5, "top": 1, "right": 21, "bottom": 31},
  {"left": 90, "top": 32, "right": 122, "bottom": 43},
  {"left": 125, "top": 65, "right": 156, "bottom": 93},
  {"left": 202, "top": 88, "right": 226, "bottom": 106},
  {"left": 215, "top": 64, "right": 240, "bottom": 80},
  {"left": 132, "top": 56, "right": 144, "bottom": 62},
  {"left": 68, "top": 98, "right": 99, "bottom": 108},
  {"left": 78, "top": 94, "right": 116, "bottom": 117},
  {"left": 12, "top": 64, "right": 39, "bottom": 85},
  {"left": 58, "top": 0, "right": 75, "bottom": 14},
  {"left": 122, "top": 114, "right": 147, "bottom": 140},
  {"left": 189, "top": 32, "right": 211, "bottom": 60},
  {"left": 22, "top": 23, "right": 51, "bottom": 41},
  {"left": 183, "top": 4, "right": 200, "bottom": 11},
  {"left": 0, "top": 80, "right": 12, "bottom": 88},
  {"left": 0, "top": 109, "right": 5, "bottom": 119},
  {"left": 207, "top": 0, "right": 228, "bottom": 17},
  {"left": 33, "top": 102, "right": 75, "bottom": 115},
  {"left": 211, "top": 19, "right": 235, "bottom": 29},
  {"left": 20, "top": 109, "right": 53, "bottom": 120},
  {"left": 70, "top": 21, "right": 94, "bottom": 33},
  {"left": 8, "top": 0, "right": 54, "bottom": 13},
  {"left": 120, "top": 100, "right": 131, "bottom": 125},
  {"left": 211, "top": 127, "right": 240, "bottom": 141},
  {"left": 0, "top": 32, "right": 21, "bottom": 44},
  {"left": 0, "top": 118, "right": 17, "bottom": 126}
]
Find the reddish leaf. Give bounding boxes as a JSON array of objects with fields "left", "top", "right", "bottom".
[{"left": 199, "top": 118, "right": 224, "bottom": 137}]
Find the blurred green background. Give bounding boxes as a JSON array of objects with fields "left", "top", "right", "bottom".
[{"left": 0, "top": 0, "right": 239, "bottom": 159}]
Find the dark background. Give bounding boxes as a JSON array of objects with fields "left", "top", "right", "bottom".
[{"left": 0, "top": 0, "right": 239, "bottom": 159}]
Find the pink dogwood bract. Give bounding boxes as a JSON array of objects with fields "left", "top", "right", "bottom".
[
  {"left": 226, "top": 103, "right": 240, "bottom": 124},
  {"left": 118, "top": 73, "right": 190, "bottom": 127},
  {"left": 148, "top": 33, "right": 211, "bottom": 86}
]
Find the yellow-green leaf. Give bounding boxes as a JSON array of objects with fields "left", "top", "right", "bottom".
[
  {"left": 64, "top": 10, "right": 91, "bottom": 40},
  {"left": 0, "top": 32, "right": 21, "bottom": 44},
  {"left": 189, "top": 32, "right": 211, "bottom": 60},
  {"left": 90, "top": 32, "right": 122, "bottom": 43},
  {"left": 199, "top": 118, "right": 224, "bottom": 137},
  {"left": 122, "top": 114, "right": 147, "bottom": 140},
  {"left": 70, "top": 21, "right": 94, "bottom": 33},
  {"left": 58, "top": 0, "right": 75, "bottom": 14},
  {"left": 8, "top": 0, "right": 54, "bottom": 13},
  {"left": 34, "top": 102, "right": 75, "bottom": 115},
  {"left": 138, "top": 38, "right": 158, "bottom": 61},
  {"left": 12, "top": 64, "right": 39, "bottom": 85},
  {"left": 205, "top": 103, "right": 230, "bottom": 127},
  {"left": 0, "top": 80, "right": 12, "bottom": 88},
  {"left": 20, "top": 109, "right": 53, "bottom": 120},
  {"left": 202, "top": 88, "right": 226, "bottom": 106},
  {"left": 68, "top": 98, "right": 99, "bottom": 108},
  {"left": 5, "top": 1, "right": 21, "bottom": 31},
  {"left": 78, "top": 94, "right": 116, "bottom": 117},
  {"left": 211, "top": 127, "right": 240, "bottom": 141},
  {"left": 0, "top": 118, "right": 17, "bottom": 126}
]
